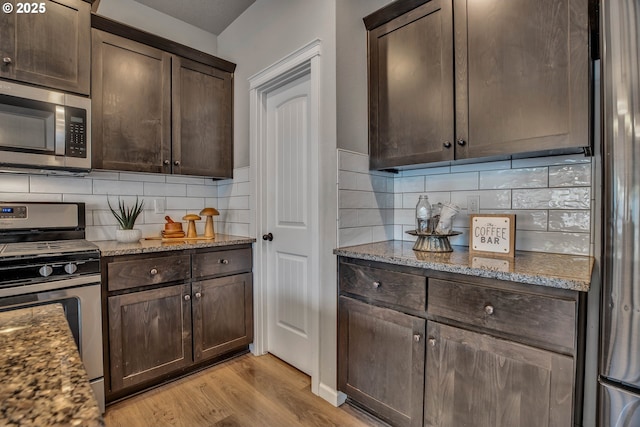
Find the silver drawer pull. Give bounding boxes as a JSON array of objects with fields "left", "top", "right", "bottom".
[
  {"left": 484, "top": 304, "right": 495, "bottom": 315},
  {"left": 428, "top": 338, "right": 436, "bottom": 347},
  {"left": 413, "top": 334, "right": 421, "bottom": 342},
  {"left": 184, "top": 294, "right": 191, "bottom": 301},
  {"left": 372, "top": 281, "right": 381, "bottom": 289},
  {"left": 219, "top": 259, "right": 229, "bottom": 265},
  {"left": 150, "top": 268, "right": 158, "bottom": 275}
]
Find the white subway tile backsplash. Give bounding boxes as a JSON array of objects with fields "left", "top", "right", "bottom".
[
  {"left": 401, "top": 166, "right": 451, "bottom": 176},
  {"left": 511, "top": 153, "right": 591, "bottom": 168},
  {"left": 186, "top": 184, "right": 217, "bottom": 198},
  {"left": 118, "top": 172, "right": 166, "bottom": 183},
  {"left": 357, "top": 209, "right": 387, "bottom": 227},
  {"left": 515, "top": 231, "right": 590, "bottom": 255},
  {"left": 87, "top": 170, "right": 120, "bottom": 180},
  {"left": 0, "top": 175, "right": 29, "bottom": 192},
  {"left": 338, "top": 170, "right": 358, "bottom": 190},
  {"left": 166, "top": 175, "right": 206, "bottom": 185},
  {"left": 549, "top": 164, "right": 591, "bottom": 187},
  {"left": 486, "top": 210, "right": 549, "bottom": 231},
  {"left": 512, "top": 188, "right": 590, "bottom": 209},
  {"left": 93, "top": 179, "right": 144, "bottom": 195},
  {"left": 479, "top": 168, "right": 548, "bottom": 189},
  {"left": 402, "top": 192, "right": 451, "bottom": 209},
  {"left": 339, "top": 227, "right": 374, "bottom": 247},
  {"left": 0, "top": 192, "right": 61, "bottom": 202},
  {"left": 166, "top": 197, "right": 205, "bottom": 210},
  {"left": 339, "top": 209, "right": 359, "bottom": 228},
  {"left": 397, "top": 176, "right": 425, "bottom": 193},
  {"left": 30, "top": 176, "right": 93, "bottom": 194},
  {"left": 338, "top": 150, "right": 369, "bottom": 173},
  {"left": 232, "top": 167, "right": 250, "bottom": 183},
  {"left": 450, "top": 190, "right": 511, "bottom": 209},
  {"left": 548, "top": 210, "right": 591, "bottom": 232},
  {"left": 426, "top": 172, "right": 479, "bottom": 191},
  {"left": 451, "top": 160, "right": 511, "bottom": 173},
  {"left": 144, "top": 182, "right": 187, "bottom": 197}
]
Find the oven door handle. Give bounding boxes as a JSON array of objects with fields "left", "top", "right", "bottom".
[{"left": 0, "top": 274, "right": 100, "bottom": 298}]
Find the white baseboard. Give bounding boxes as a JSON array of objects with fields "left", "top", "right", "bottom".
[{"left": 318, "top": 382, "right": 347, "bottom": 407}]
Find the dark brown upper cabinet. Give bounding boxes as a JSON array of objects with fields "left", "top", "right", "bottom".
[
  {"left": 364, "top": 0, "right": 590, "bottom": 170},
  {"left": 91, "top": 16, "right": 235, "bottom": 178},
  {"left": 0, "top": 0, "right": 90, "bottom": 95}
]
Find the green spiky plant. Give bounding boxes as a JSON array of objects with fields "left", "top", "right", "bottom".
[{"left": 108, "top": 196, "right": 144, "bottom": 230}]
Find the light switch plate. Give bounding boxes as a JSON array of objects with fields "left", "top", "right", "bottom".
[
  {"left": 467, "top": 195, "right": 480, "bottom": 214},
  {"left": 153, "top": 198, "right": 165, "bottom": 214}
]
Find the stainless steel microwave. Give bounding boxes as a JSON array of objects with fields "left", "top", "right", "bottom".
[{"left": 0, "top": 80, "right": 91, "bottom": 174}]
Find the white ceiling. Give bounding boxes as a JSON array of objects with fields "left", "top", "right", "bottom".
[{"left": 132, "top": 0, "right": 255, "bottom": 35}]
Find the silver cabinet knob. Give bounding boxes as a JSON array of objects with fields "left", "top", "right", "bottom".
[
  {"left": 174, "top": 160, "right": 181, "bottom": 166},
  {"left": 184, "top": 294, "right": 191, "bottom": 301},
  {"left": 457, "top": 138, "right": 466, "bottom": 146},
  {"left": 219, "top": 259, "right": 229, "bottom": 265},
  {"left": 372, "top": 281, "right": 381, "bottom": 289},
  {"left": 64, "top": 263, "right": 78, "bottom": 274},
  {"left": 443, "top": 141, "right": 452, "bottom": 148},
  {"left": 413, "top": 334, "right": 421, "bottom": 342},
  {"left": 195, "top": 292, "right": 202, "bottom": 299},
  {"left": 150, "top": 268, "right": 158, "bottom": 275},
  {"left": 484, "top": 304, "right": 495, "bottom": 315},
  {"left": 39, "top": 265, "right": 53, "bottom": 277},
  {"left": 2, "top": 57, "right": 12, "bottom": 64},
  {"left": 428, "top": 338, "right": 436, "bottom": 347},
  {"left": 163, "top": 160, "right": 170, "bottom": 166}
]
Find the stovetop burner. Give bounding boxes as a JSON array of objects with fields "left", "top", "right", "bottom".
[{"left": 0, "top": 239, "right": 99, "bottom": 258}]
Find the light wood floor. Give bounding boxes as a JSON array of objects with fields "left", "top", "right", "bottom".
[{"left": 104, "top": 353, "right": 387, "bottom": 427}]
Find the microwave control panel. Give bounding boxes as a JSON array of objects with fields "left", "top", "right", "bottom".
[{"left": 65, "top": 106, "right": 87, "bottom": 158}]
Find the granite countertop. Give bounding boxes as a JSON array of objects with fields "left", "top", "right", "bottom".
[
  {"left": 0, "top": 304, "right": 104, "bottom": 427},
  {"left": 334, "top": 241, "right": 594, "bottom": 292},
  {"left": 96, "top": 233, "right": 256, "bottom": 256}
]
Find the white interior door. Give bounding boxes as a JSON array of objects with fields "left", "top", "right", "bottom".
[{"left": 264, "top": 73, "right": 315, "bottom": 375}]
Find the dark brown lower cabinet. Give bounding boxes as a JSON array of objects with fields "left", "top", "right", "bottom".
[
  {"left": 193, "top": 273, "right": 253, "bottom": 362},
  {"left": 338, "top": 296, "right": 425, "bottom": 427},
  {"left": 424, "top": 321, "right": 573, "bottom": 427},
  {"left": 108, "top": 284, "right": 192, "bottom": 392},
  {"left": 103, "top": 246, "right": 253, "bottom": 401}
]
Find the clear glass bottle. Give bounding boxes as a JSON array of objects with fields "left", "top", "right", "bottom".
[{"left": 415, "top": 195, "right": 431, "bottom": 234}]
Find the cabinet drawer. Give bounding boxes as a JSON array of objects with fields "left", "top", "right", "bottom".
[
  {"left": 192, "top": 248, "right": 252, "bottom": 279},
  {"left": 107, "top": 254, "right": 190, "bottom": 292},
  {"left": 339, "top": 262, "right": 426, "bottom": 312},
  {"left": 428, "top": 279, "right": 576, "bottom": 351}
]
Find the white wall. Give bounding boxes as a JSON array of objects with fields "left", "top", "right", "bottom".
[
  {"left": 96, "top": 0, "right": 218, "bottom": 55},
  {"left": 217, "top": 0, "right": 340, "bottom": 404}
]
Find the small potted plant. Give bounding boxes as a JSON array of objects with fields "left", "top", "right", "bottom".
[{"left": 108, "top": 196, "right": 144, "bottom": 243}]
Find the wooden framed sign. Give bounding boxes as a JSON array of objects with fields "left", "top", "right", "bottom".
[{"left": 469, "top": 214, "right": 516, "bottom": 258}]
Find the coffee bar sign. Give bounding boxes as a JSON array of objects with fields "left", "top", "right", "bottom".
[{"left": 469, "top": 214, "right": 516, "bottom": 258}]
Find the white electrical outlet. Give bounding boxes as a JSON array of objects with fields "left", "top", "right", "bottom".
[
  {"left": 153, "top": 198, "right": 165, "bottom": 214},
  {"left": 467, "top": 195, "right": 480, "bottom": 214}
]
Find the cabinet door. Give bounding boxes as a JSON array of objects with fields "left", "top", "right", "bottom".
[
  {"left": 338, "top": 296, "right": 425, "bottom": 427},
  {"left": 0, "top": 0, "right": 90, "bottom": 94},
  {"left": 108, "top": 284, "right": 192, "bottom": 392},
  {"left": 368, "top": 0, "right": 454, "bottom": 170},
  {"left": 454, "top": 0, "right": 589, "bottom": 159},
  {"left": 425, "top": 321, "right": 574, "bottom": 427},
  {"left": 192, "top": 273, "right": 253, "bottom": 362},
  {"left": 172, "top": 56, "right": 233, "bottom": 178},
  {"left": 91, "top": 29, "right": 171, "bottom": 173}
]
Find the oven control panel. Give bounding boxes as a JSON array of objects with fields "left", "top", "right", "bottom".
[{"left": 0, "top": 205, "right": 27, "bottom": 219}]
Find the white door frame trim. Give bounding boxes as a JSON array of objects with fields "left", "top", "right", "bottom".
[{"left": 249, "top": 39, "right": 322, "bottom": 395}]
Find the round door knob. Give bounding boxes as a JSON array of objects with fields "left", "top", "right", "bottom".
[
  {"left": 457, "top": 138, "right": 466, "bottom": 146},
  {"left": 413, "top": 334, "right": 421, "bottom": 342},
  {"left": 195, "top": 292, "right": 202, "bottom": 299},
  {"left": 150, "top": 268, "right": 158, "bottom": 275},
  {"left": 163, "top": 160, "right": 170, "bottom": 166},
  {"left": 39, "top": 265, "right": 53, "bottom": 277},
  {"left": 372, "top": 281, "right": 381, "bottom": 289},
  {"left": 2, "top": 57, "right": 12, "bottom": 65},
  {"left": 64, "top": 263, "right": 78, "bottom": 274},
  {"left": 262, "top": 233, "right": 273, "bottom": 241},
  {"left": 174, "top": 160, "right": 180, "bottom": 166},
  {"left": 184, "top": 295, "right": 191, "bottom": 301},
  {"left": 484, "top": 304, "right": 495, "bottom": 315},
  {"left": 219, "top": 259, "right": 229, "bottom": 265},
  {"left": 428, "top": 338, "right": 436, "bottom": 347},
  {"left": 443, "top": 141, "right": 452, "bottom": 148}
]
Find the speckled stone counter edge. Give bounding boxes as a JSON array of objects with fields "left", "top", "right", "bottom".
[
  {"left": 334, "top": 241, "right": 593, "bottom": 292},
  {"left": 0, "top": 304, "right": 104, "bottom": 427},
  {"left": 95, "top": 234, "right": 256, "bottom": 256}
]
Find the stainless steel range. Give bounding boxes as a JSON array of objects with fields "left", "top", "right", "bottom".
[{"left": 0, "top": 202, "right": 104, "bottom": 412}]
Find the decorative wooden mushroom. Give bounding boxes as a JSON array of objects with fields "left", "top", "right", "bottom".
[
  {"left": 200, "top": 207, "right": 220, "bottom": 238},
  {"left": 183, "top": 214, "right": 201, "bottom": 238}
]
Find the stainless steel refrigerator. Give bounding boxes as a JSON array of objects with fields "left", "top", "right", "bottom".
[{"left": 599, "top": 0, "right": 640, "bottom": 425}]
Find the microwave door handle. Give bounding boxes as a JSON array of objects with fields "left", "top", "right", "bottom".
[{"left": 55, "top": 106, "right": 65, "bottom": 156}]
